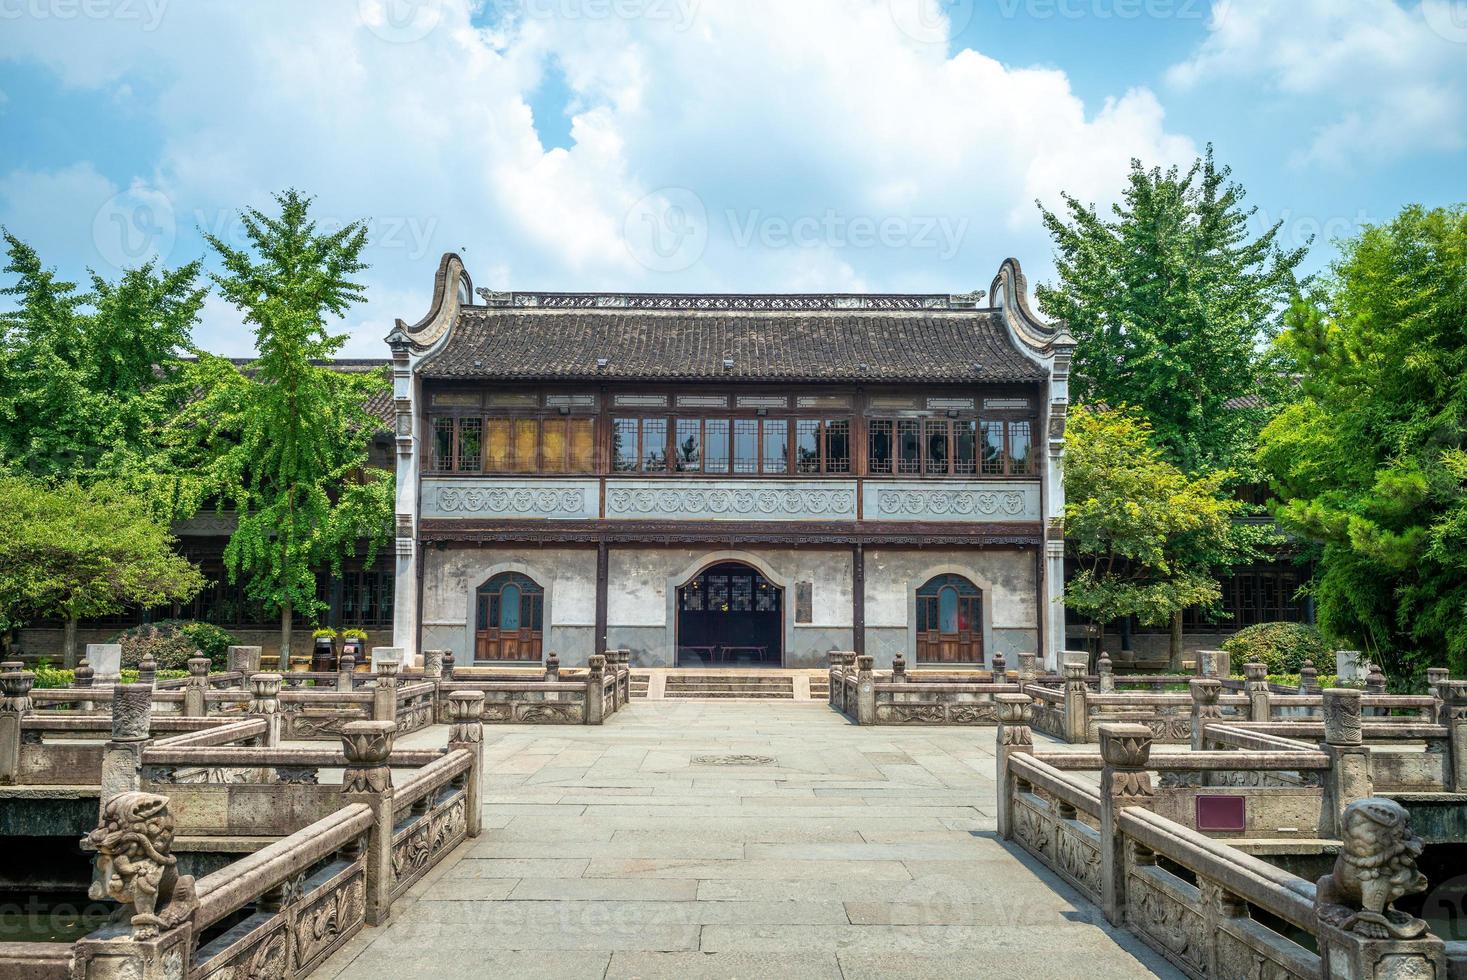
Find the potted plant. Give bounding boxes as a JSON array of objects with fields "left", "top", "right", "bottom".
[
  {"left": 340, "top": 629, "right": 369, "bottom": 669},
  {"left": 311, "top": 628, "right": 338, "bottom": 672}
]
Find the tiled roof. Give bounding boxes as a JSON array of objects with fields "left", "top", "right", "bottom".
[{"left": 417, "top": 307, "right": 1045, "bottom": 383}]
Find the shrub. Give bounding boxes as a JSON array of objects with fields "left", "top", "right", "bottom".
[
  {"left": 31, "top": 667, "right": 188, "bottom": 688},
  {"left": 110, "top": 620, "right": 239, "bottom": 671},
  {"left": 340, "top": 628, "right": 368, "bottom": 642},
  {"left": 1222, "top": 622, "right": 1332, "bottom": 676}
]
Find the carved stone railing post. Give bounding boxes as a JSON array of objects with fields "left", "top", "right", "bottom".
[
  {"left": 1189, "top": 678, "right": 1222, "bottom": 753},
  {"left": 423, "top": 649, "right": 445, "bottom": 681},
  {"left": 991, "top": 652, "right": 1006, "bottom": 681},
  {"left": 827, "top": 652, "right": 844, "bottom": 708},
  {"left": 1244, "top": 662, "right": 1271, "bottom": 722},
  {"left": 1440, "top": 680, "right": 1467, "bottom": 793},
  {"left": 1, "top": 667, "right": 35, "bottom": 784},
  {"left": 1098, "top": 723, "right": 1154, "bottom": 927},
  {"left": 136, "top": 653, "right": 158, "bottom": 688},
  {"left": 373, "top": 658, "right": 400, "bottom": 729},
  {"left": 1299, "top": 659, "right": 1320, "bottom": 695},
  {"left": 995, "top": 693, "right": 1032, "bottom": 840},
  {"left": 855, "top": 655, "right": 876, "bottom": 726},
  {"left": 88, "top": 642, "right": 123, "bottom": 687},
  {"left": 891, "top": 653, "right": 907, "bottom": 684},
  {"left": 74, "top": 791, "right": 199, "bottom": 980},
  {"left": 1426, "top": 668, "right": 1449, "bottom": 723},
  {"left": 1322, "top": 688, "right": 1372, "bottom": 837},
  {"left": 1200, "top": 878, "right": 1254, "bottom": 979},
  {"left": 1017, "top": 652, "right": 1037, "bottom": 689},
  {"left": 584, "top": 655, "right": 606, "bottom": 725},
  {"left": 340, "top": 720, "right": 395, "bottom": 926},
  {"left": 1097, "top": 653, "right": 1114, "bottom": 693},
  {"left": 183, "top": 658, "right": 210, "bottom": 717},
  {"left": 446, "top": 691, "right": 484, "bottom": 838},
  {"left": 74, "top": 658, "right": 96, "bottom": 711},
  {"left": 226, "top": 645, "right": 261, "bottom": 676},
  {"left": 1315, "top": 798, "right": 1447, "bottom": 979},
  {"left": 544, "top": 652, "right": 560, "bottom": 683},
  {"left": 100, "top": 685, "right": 153, "bottom": 819},
  {"left": 337, "top": 654, "right": 356, "bottom": 692},
  {"left": 1063, "top": 663, "right": 1089, "bottom": 743},
  {"left": 441, "top": 651, "right": 455, "bottom": 681},
  {"left": 247, "top": 673, "right": 282, "bottom": 746}
]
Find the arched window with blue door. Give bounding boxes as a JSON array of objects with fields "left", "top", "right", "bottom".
[
  {"left": 475, "top": 572, "right": 544, "bottom": 661},
  {"left": 915, "top": 574, "right": 983, "bottom": 664}
]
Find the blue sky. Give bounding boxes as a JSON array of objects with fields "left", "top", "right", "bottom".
[{"left": 1, "top": 0, "right": 1464, "bottom": 356}]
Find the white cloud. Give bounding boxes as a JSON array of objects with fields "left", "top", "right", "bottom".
[
  {"left": 1, "top": 0, "right": 1200, "bottom": 354},
  {"left": 1168, "top": 0, "right": 1467, "bottom": 169}
]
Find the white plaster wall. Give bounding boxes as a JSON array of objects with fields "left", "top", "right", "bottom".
[
  {"left": 864, "top": 548, "right": 1035, "bottom": 629},
  {"left": 607, "top": 548, "right": 853, "bottom": 629}
]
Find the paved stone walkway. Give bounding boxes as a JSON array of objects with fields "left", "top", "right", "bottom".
[{"left": 321, "top": 701, "right": 1179, "bottom": 979}]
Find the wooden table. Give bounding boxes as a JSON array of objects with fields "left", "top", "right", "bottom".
[
  {"left": 720, "top": 645, "right": 768, "bottom": 664},
  {"left": 678, "top": 645, "right": 721, "bottom": 665}
]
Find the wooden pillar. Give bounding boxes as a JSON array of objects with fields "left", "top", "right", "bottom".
[
  {"left": 852, "top": 543, "right": 865, "bottom": 657},
  {"left": 595, "top": 541, "right": 609, "bottom": 659}
]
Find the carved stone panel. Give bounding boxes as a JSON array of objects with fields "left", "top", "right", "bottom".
[
  {"left": 606, "top": 480, "right": 857, "bottom": 521},
  {"left": 863, "top": 481, "right": 1041, "bottom": 523},
  {"left": 422, "top": 478, "right": 599, "bottom": 520}
]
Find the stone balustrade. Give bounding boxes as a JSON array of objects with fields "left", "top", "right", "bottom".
[
  {"left": 827, "top": 651, "right": 1021, "bottom": 725},
  {"left": 18, "top": 702, "right": 486, "bottom": 980},
  {"left": 998, "top": 712, "right": 1452, "bottom": 978}
]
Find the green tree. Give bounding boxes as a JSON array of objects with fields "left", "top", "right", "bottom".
[
  {"left": 0, "top": 476, "right": 204, "bottom": 663},
  {"left": 1259, "top": 204, "right": 1467, "bottom": 678},
  {"left": 173, "top": 191, "right": 392, "bottom": 663},
  {"left": 1037, "top": 148, "right": 1307, "bottom": 476},
  {"left": 0, "top": 229, "right": 205, "bottom": 484},
  {"left": 1064, "top": 408, "right": 1262, "bottom": 670}
]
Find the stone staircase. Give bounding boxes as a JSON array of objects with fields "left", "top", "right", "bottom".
[
  {"left": 662, "top": 672, "right": 796, "bottom": 699},
  {"left": 630, "top": 672, "right": 652, "bottom": 699}
]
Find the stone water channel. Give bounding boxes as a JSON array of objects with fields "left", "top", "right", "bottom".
[{"left": 317, "top": 700, "right": 1181, "bottom": 979}]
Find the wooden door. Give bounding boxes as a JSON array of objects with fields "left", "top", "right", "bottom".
[{"left": 475, "top": 575, "right": 544, "bottom": 661}]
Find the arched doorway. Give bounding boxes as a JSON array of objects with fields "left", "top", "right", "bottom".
[
  {"left": 475, "top": 572, "right": 544, "bottom": 661},
  {"left": 676, "top": 561, "right": 782, "bottom": 667},
  {"left": 915, "top": 574, "right": 983, "bottom": 664}
]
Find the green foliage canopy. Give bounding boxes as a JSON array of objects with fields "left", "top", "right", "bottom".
[
  {"left": 1259, "top": 204, "right": 1467, "bottom": 676},
  {"left": 1220, "top": 621, "right": 1332, "bottom": 676},
  {"left": 0, "top": 230, "right": 205, "bottom": 484},
  {"left": 1063, "top": 408, "right": 1264, "bottom": 660},
  {"left": 169, "top": 191, "right": 392, "bottom": 647},
  {"left": 1037, "top": 149, "right": 1306, "bottom": 476},
  {"left": 0, "top": 476, "right": 204, "bottom": 633}
]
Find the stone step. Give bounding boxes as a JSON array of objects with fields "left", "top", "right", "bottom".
[{"left": 663, "top": 689, "right": 796, "bottom": 699}]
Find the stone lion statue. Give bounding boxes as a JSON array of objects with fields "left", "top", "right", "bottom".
[
  {"left": 1315, "top": 797, "right": 1430, "bottom": 940},
  {"left": 86, "top": 792, "right": 197, "bottom": 940}
]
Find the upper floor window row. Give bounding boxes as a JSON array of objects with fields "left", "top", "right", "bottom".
[{"left": 428, "top": 413, "right": 1035, "bottom": 478}]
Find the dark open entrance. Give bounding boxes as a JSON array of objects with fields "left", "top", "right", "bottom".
[{"left": 676, "top": 561, "right": 783, "bottom": 667}]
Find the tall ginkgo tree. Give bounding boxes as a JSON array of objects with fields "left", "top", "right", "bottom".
[{"left": 174, "top": 191, "right": 392, "bottom": 664}]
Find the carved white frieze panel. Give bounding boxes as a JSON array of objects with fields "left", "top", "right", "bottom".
[
  {"left": 605, "top": 480, "right": 857, "bottom": 522},
  {"left": 420, "top": 478, "right": 599, "bottom": 521},
  {"left": 863, "top": 482, "right": 1041, "bottom": 522}
]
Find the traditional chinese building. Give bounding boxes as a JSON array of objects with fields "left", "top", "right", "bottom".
[{"left": 386, "top": 254, "right": 1075, "bottom": 670}]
